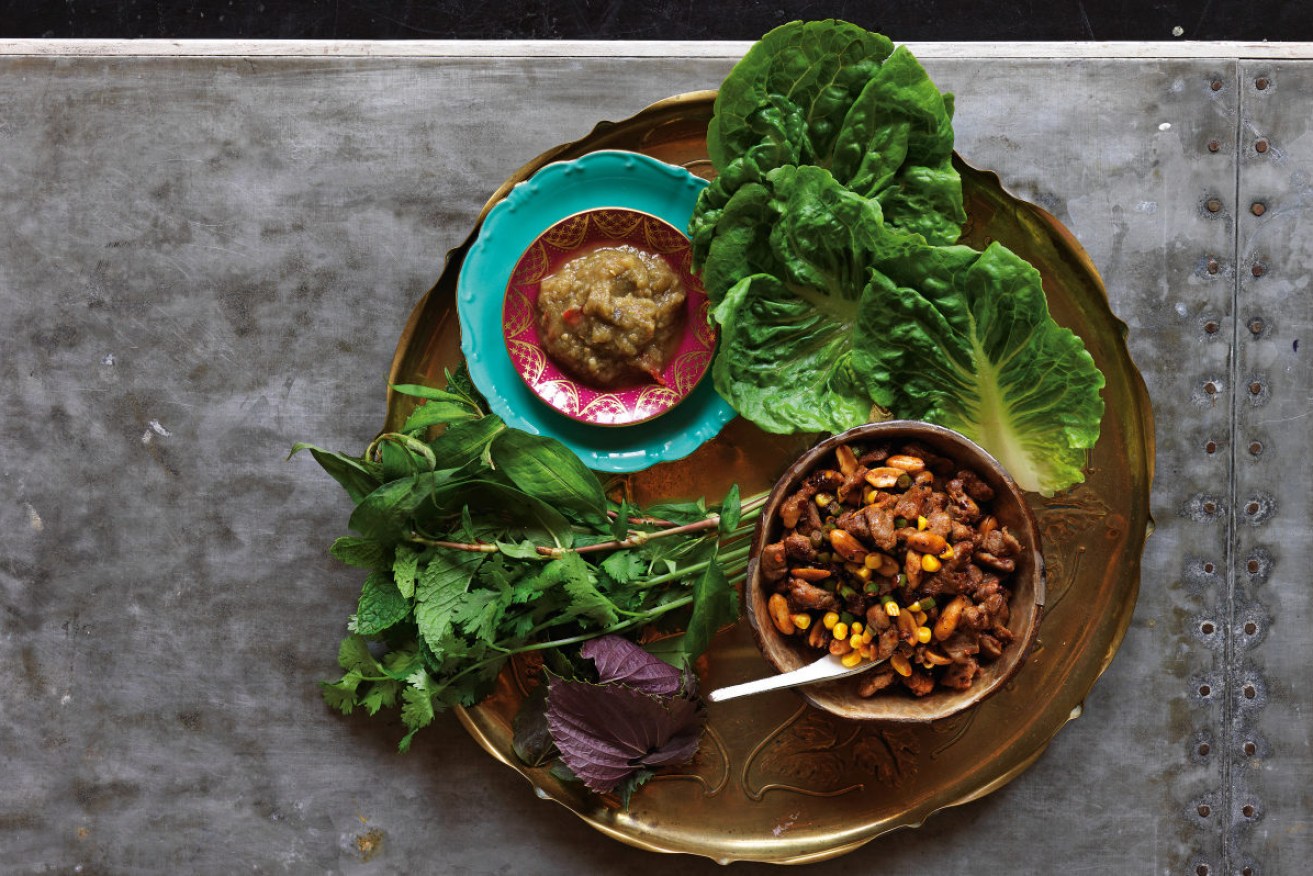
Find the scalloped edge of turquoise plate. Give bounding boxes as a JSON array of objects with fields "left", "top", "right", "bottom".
[{"left": 457, "top": 150, "right": 735, "bottom": 473}]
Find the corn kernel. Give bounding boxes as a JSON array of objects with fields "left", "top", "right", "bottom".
[
  {"left": 832, "top": 622, "right": 849, "bottom": 641},
  {"left": 863, "top": 488, "right": 877, "bottom": 505},
  {"left": 859, "top": 643, "right": 876, "bottom": 660},
  {"left": 849, "top": 632, "right": 863, "bottom": 650},
  {"left": 815, "top": 493, "right": 833, "bottom": 507},
  {"left": 864, "top": 553, "right": 881, "bottom": 570},
  {"left": 885, "top": 601, "right": 900, "bottom": 617},
  {"left": 853, "top": 566, "right": 872, "bottom": 583},
  {"left": 916, "top": 626, "right": 933, "bottom": 644},
  {"left": 921, "top": 554, "right": 942, "bottom": 573},
  {"left": 861, "top": 628, "right": 874, "bottom": 645},
  {"left": 822, "top": 611, "right": 839, "bottom": 630},
  {"left": 851, "top": 621, "right": 863, "bottom": 635},
  {"left": 940, "top": 545, "right": 955, "bottom": 559},
  {"left": 841, "top": 650, "right": 864, "bottom": 668},
  {"left": 890, "top": 653, "right": 912, "bottom": 676},
  {"left": 792, "top": 613, "right": 812, "bottom": 630},
  {"left": 917, "top": 515, "right": 928, "bottom": 530},
  {"left": 913, "top": 611, "right": 928, "bottom": 626}
]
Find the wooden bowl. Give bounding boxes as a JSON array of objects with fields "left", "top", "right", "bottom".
[{"left": 745, "top": 421, "right": 1046, "bottom": 722}]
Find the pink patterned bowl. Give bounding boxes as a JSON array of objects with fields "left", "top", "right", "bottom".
[{"left": 502, "top": 208, "right": 716, "bottom": 427}]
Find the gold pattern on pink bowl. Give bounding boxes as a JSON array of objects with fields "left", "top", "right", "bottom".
[{"left": 502, "top": 208, "right": 716, "bottom": 427}]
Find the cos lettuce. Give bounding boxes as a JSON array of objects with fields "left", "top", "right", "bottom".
[
  {"left": 692, "top": 21, "right": 1106, "bottom": 496},
  {"left": 692, "top": 19, "right": 965, "bottom": 292}
]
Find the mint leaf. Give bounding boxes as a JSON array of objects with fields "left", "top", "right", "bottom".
[
  {"left": 393, "top": 544, "right": 420, "bottom": 600},
  {"left": 330, "top": 537, "right": 392, "bottom": 571},
  {"left": 415, "top": 549, "right": 485, "bottom": 652},
  {"left": 355, "top": 572, "right": 409, "bottom": 636}
]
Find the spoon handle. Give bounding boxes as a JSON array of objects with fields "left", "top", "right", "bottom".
[{"left": 706, "top": 654, "right": 884, "bottom": 703}]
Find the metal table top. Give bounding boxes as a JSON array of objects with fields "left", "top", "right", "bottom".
[{"left": 1, "top": 39, "right": 1309, "bottom": 875}]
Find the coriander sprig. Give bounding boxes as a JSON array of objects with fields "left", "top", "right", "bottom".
[{"left": 295, "top": 370, "right": 761, "bottom": 751}]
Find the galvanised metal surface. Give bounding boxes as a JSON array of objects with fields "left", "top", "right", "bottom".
[
  {"left": 1229, "top": 61, "right": 1313, "bottom": 876},
  {"left": 0, "top": 44, "right": 1303, "bottom": 874}
]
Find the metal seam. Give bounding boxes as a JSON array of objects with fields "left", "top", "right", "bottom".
[{"left": 1220, "top": 58, "right": 1246, "bottom": 876}]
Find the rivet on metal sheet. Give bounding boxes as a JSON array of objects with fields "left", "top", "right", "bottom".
[
  {"left": 1251, "top": 262, "right": 1266, "bottom": 277},
  {"left": 1206, "top": 257, "right": 1221, "bottom": 273},
  {"left": 1197, "top": 803, "right": 1211, "bottom": 817},
  {"left": 1241, "top": 803, "right": 1256, "bottom": 817},
  {"left": 1204, "top": 439, "right": 1218, "bottom": 453},
  {"left": 1198, "top": 683, "right": 1213, "bottom": 697},
  {"left": 1210, "top": 79, "right": 1223, "bottom": 91},
  {"left": 1256, "top": 76, "right": 1270, "bottom": 90},
  {"left": 1248, "top": 381, "right": 1263, "bottom": 396},
  {"left": 1245, "top": 501, "right": 1260, "bottom": 515},
  {"left": 1204, "top": 320, "right": 1220, "bottom": 335},
  {"left": 1244, "top": 621, "right": 1257, "bottom": 635},
  {"left": 1255, "top": 138, "right": 1269, "bottom": 153},
  {"left": 1243, "top": 741, "right": 1256, "bottom": 756},
  {"left": 1207, "top": 139, "right": 1221, "bottom": 153},
  {"left": 1200, "top": 621, "right": 1215, "bottom": 634},
  {"left": 1206, "top": 198, "right": 1223, "bottom": 213},
  {"left": 1248, "top": 317, "right": 1265, "bottom": 335},
  {"left": 1196, "top": 862, "right": 1210, "bottom": 876},
  {"left": 1243, "top": 685, "right": 1257, "bottom": 699},
  {"left": 1198, "top": 742, "right": 1212, "bottom": 756},
  {"left": 1246, "top": 557, "right": 1261, "bottom": 575},
  {"left": 1203, "top": 562, "right": 1216, "bottom": 574},
  {"left": 1204, "top": 380, "right": 1219, "bottom": 395},
  {"left": 1248, "top": 441, "right": 1263, "bottom": 456},
  {"left": 1242, "top": 866, "right": 1254, "bottom": 876},
  {"left": 1251, "top": 201, "right": 1267, "bottom": 216}
]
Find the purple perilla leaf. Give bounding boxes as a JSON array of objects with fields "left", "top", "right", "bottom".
[
  {"left": 580, "top": 636, "right": 687, "bottom": 696},
  {"left": 545, "top": 675, "right": 705, "bottom": 794}
]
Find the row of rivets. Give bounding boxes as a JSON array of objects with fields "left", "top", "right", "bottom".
[{"left": 1194, "top": 69, "right": 1272, "bottom": 876}]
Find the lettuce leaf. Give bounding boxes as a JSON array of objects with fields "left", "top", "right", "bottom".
[
  {"left": 693, "top": 20, "right": 1106, "bottom": 495},
  {"left": 864, "top": 243, "right": 1106, "bottom": 495},
  {"left": 691, "top": 20, "right": 964, "bottom": 275}
]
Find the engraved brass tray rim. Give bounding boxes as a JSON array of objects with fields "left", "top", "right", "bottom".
[{"left": 385, "top": 89, "right": 1156, "bottom": 865}]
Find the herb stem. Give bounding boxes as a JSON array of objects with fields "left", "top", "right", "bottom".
[{"left": 442, "top": 595, "right": 696, "bottom": 687}]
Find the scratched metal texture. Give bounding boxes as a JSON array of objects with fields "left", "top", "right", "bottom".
[{"left": 0, "top": 51, "right": 1302, "bottom": 874}]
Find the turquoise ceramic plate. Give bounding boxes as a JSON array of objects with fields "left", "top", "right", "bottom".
[{"left": 457, "top": 150, "right": 735, "bottom": 472}]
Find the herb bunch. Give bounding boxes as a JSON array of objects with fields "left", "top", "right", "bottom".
[{"left": 294, "top": 370, "right": 761, "bottom": 750}]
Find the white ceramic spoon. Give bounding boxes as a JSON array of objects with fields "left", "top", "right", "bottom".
[{"left": 705, "top": 653, "right": 887, "bottom": 703}]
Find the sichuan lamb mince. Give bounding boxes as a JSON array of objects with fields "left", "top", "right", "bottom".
[
  {"left": 536, "top": 245, "right": 685, "bottom": 388},
  {"left": 760, "top": 440, "right": 1024, "bottom": 698}
]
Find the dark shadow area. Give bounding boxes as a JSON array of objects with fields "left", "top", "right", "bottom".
[{"left": 1, "top": 0, "right": 1308, "bottom": 41}]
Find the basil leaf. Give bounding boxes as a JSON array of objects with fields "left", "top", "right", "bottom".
[
  {"left": 401, "top": 401, "right": 481, "bottom": 433},
  {"left": 490, "top": 430, "right": 607, "bottom": 526},
  {"left": 717, "top": 484, "right": 742, "bottom": 537},
  {"left": 349, "top": 470, "right": 456, "bottom": 542},
  {"left": 681, "top": 551, "right": 738, "bottom": 661},
  {"left": 429, "top": 414, "right": 506, "bottom": 470},
  {"left": 289, "top": 443, "right": 382, "bottom": 505}
]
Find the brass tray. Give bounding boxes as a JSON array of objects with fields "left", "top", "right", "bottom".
[{"left": 384, "top": 91, "right": 1155, "bottom": 865}]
